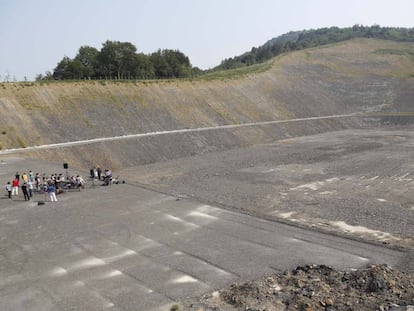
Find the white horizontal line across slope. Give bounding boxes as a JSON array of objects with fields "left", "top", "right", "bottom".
[{"left": 0, "top": 114, "right": 358, "bottom": 155}]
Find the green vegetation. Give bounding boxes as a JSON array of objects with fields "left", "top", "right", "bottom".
[
  {"left": 375, "top": 48, "right": 414, "bottom": 56},
  {"left": 374, "top": 48, "right": 414, "bottom": 63},
  {"left": 16, "top": 136, "right": 26, "bottom": 148},
  {"left": 197, "top": 59, "right": 274, "bottom": 81},
  {"left": 217, "top": 25, "right": 414, "bottom": 70},
  {"left": 37, "top": 41, "right": 200, "bottom": 81},
  {"left": 375, "top": 49, "right": 407, "bottom": 56},
  {"left": 170, "top": 304, "right": 179, "bottom": 311},
  {"left": 36, "top": 25, "right": 414, "bottom": 83}
]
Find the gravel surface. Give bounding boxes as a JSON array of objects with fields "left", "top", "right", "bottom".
[
  {"left": 2, "top": 125, "right": 413, "bottom": 310},
  {"left": 120, "top": 126, "right": 414, "bottom": 250}
]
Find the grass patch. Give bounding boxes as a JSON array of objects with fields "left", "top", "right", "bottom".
[
  {"left": 170, "top": 304, "right": 179, "bottom": 311},
  {"left": 375, "top": 49, "right": 407, "bottom": 56},
  {"left": 196, "top": 59, "right": 274, "bottom": 81},
  {"left": 83, "top": 118, "right": 93, "bottom": 128},
  {"left": 374, "top": 48, "right": 414, "bottom": 62},
  {"left": 16, "top": 136, "right": 26, "bottom": 148}
]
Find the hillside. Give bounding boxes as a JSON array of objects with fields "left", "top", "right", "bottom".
[
  {"left": 0, "top": 38, "right": 413, "bottom": 167},
  {"left": 217, "top": 25, "right": 414, "bottom": 70}
]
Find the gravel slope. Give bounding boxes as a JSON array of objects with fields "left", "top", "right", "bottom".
[{"left": 119, "top": 126, "right": 414, "bottom": 251}]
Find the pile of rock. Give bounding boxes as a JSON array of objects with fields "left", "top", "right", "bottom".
[{"left": 192, "top": 264, "right": 414, "bottom": 311}]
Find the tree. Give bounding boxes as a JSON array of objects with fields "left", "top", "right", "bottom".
[
  {"left": 134, "top": 53, "right": 155, "bottom": 79},
  {"left": 53, "top": 56, "right": 72, "bottom": 79},
  {"left": 149, "top": 49, "right": 193, "bottom": 79},
  {"left": 150, "top": 50, "right": 171, "bottom": 78},
  {"left": 97, "top": 40, "right": 138, "bottom": 80},
  {"left": 163, "top": 49, "right": 192, "bottom": 78},
  {"left": 53, "top": 56, "right": 84, "bottom": 80},
  {"left": 35, "top": 71, "right": 53, "bottom": 81},
  {"left": 39, "top": 39, "right": 198, "bottom": 80},
  {"left": 75, "top": 46, "right": 99, "bottom": 79},
  {"left": 66, "top": 59, "right": 83, "bottom": 79}
]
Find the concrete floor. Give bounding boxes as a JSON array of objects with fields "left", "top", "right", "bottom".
[{"left": 0, "top": 144, "right": 412, "bottom": 310}]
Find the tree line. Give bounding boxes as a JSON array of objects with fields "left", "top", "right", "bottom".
[
  {"left": 216, "top": 25, "right": 414, "bottom": 70},
  {"left": 37, "top": 25, "right": 414, "bottom": 81},
  {"left": 37, "top": 41, "right": 202, "bottom": 81}
]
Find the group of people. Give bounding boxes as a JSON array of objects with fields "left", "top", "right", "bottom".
[
  {"left": 6, "top": 171, "right": 36, "bottom": 201},
  {"left": 5, "top": 170, "right": 86, "bottom": 202},
  {"left": 90, "top": 166, "right": 113, "bottom": 185}
]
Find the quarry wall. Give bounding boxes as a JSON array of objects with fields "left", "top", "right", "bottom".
[{"left": 0, "top": 39, "right": 413, "bottom": 169}]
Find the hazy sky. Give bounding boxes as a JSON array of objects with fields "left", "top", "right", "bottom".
[{"left": 1, "top": 0, "right": 413, "bottom": 81}]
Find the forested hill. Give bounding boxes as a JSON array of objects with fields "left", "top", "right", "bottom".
[
  {"left": 38, "top": 25, "right": 414, "bottom": 81},
  {"left": 217, "top": 25, "right": 414, "bottom": 70}
]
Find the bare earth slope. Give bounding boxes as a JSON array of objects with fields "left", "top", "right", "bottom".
[{"left": 0, "top": 38, "right": 413, "bottom": 155}]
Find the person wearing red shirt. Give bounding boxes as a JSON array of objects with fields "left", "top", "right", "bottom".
[{"left": 12, "top": 178, "right": 19, "bottom": 196}]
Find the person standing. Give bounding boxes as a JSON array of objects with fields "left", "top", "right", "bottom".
[
  {"left": 47, "top": 183, "right": 57, "bottom": 202},
  {"left": 12, "top": 177, "right": 19, "bottom": 196},
  {"left": 97, "top": 167, "right": 102, "bottom": 180},
  {"left": 22, "top": 172, "right": 28, "bottom": 183},
  {"left": 5, "top": 182, "right": 12, "bottom": 198},
  {"left": 21, "top": 182, "right": 30, "bottom": 201},
  {"left": 27, "top": 179, "right": 34, "bottom": 198},
  {"left": 35, "top": 173, "right": 41, "bottom": 191}
]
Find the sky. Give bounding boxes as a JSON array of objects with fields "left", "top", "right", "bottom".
[{"left": 1, "top": 0, "right": 413, "bottom": 81}]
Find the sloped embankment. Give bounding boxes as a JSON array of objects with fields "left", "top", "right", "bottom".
[{"left": 0, "top": 38, "right": 413, "bottom": 167}]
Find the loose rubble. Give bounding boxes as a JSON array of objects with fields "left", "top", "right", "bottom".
[{"left": 188, "top": 264, "right": 414, "bottom": 311}]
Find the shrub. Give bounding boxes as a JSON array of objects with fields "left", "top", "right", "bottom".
[{"left": 170, "top": 304, "right": 179, "bottom": 311}]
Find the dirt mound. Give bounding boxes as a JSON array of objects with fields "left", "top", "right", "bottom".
[{"left": 192, "top": 264, "right": 414, "bottom": 311}]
